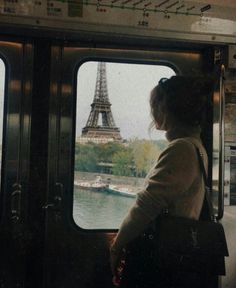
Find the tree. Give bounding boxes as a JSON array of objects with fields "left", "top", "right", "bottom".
[
  {"left": 130, "top": 139, "right": 162, "bottom": 177},
  {"left": 74, "top": 139, "right": 168, "bottom": 176},
  {"left": 112, "top": 149, "right": 134, "bottom": 176},
  {"left": 96, "top": 142, "right": 124, "bottom": 162},
  {"left": 74, "top": 142, "right": 124, "bottom": 173},
  {"left": 74, "top": 143, "right": 98, "bottom": 172}
]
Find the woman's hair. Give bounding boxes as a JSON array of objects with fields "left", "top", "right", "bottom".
[{"left": 150, "top": 75, "right": 213, "bottom": 127}]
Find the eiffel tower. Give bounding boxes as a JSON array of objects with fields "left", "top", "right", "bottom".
[{"left": 82, "top": 62, "right": 122, "bottom": 141}]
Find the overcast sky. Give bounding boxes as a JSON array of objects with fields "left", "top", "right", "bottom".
[
  {"left": 76, "top": 61, "right": 175, "bottom": 141},
  {"left": 0, "top": 60, "right": 176, "bottom": 144}
]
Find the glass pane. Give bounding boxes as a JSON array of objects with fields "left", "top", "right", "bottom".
[
  {"left": 74, "top": 61, "right": 175, "bottom": 229},
  {"left": 0, "top": 59, "right": 5, "bottom": 187},
  {"left": 224, "top": 83, "right": 236, "bottom": 206},
  {"left": 221, "top": 81, "right": 236, "bottom": 287}
]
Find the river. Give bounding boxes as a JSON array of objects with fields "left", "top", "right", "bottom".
[{"left": 73, "top": 187, "right": 136, "bottom": 229}]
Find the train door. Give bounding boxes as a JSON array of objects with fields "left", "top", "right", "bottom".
[
  {"left": 42, "top": 43, "right": 221, "bottom": 288},
  {"left": 0, "top": 40, "right": 32, "bottom": 287},
  {"left": 220, "top": 56, "right": 236, "bottom": 287}
]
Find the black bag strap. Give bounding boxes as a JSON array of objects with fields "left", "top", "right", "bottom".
[{"left": 195, "top": 147, "right": 214, "bottom": 221}]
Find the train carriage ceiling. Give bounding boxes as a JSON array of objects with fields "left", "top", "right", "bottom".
[{"left": 1, "top": 0, "right": 236, "bottom": 43}]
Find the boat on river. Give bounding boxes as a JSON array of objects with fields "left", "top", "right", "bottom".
[
  {"left": 74, "top": 176, "right": 108, "bottom": 191},
  {"left": 74, "top": 176, "right": 137, "bottom": 198},
  {"left": 107, "top": 184, "right": 136, "bottom": 198}
]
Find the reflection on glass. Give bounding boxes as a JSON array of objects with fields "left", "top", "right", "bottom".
[
  {"left": 224, "top": 88, "right": 236, "bottom": 206},
  {"left": 74, "top": 61, "right": 175, "bottom": 229},
  {"left": 0, "top": 59, "right": 5, "bottom": 188},
  {"left": 212, "top": 122, "right": 219, "bottom": 209}
]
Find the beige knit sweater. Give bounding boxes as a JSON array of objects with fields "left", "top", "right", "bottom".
[{"left": 112, "top": 126, "right": 208, "bottom": 252}]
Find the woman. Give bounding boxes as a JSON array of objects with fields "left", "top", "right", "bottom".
[{"left": 110, "top": 76, "right": 212, "bottom": 287}]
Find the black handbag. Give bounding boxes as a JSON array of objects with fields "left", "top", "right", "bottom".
[{"left": 121, "top": 147, "right": 229, "bottom": 287}]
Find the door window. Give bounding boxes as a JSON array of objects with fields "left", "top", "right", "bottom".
[{"left": 74, "top": 61, "right": 175, "bottom": 229}]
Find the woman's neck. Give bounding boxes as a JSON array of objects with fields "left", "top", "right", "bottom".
[{"left": 166, "top": 124, "right": 201, "bottom": 142}]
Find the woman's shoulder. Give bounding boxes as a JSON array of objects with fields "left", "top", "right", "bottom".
[
  {"left": 159, "top": 137, "right": 205, "bottom": 162},
  {"left": 168, "top": 137, "right": 198, "bottom": 152}
]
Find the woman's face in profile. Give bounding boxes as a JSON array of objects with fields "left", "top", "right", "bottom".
[
  {"left": 150, "top": 87, "right": 167, "bottom": 131},
  {"left": 154, "top": 100, "right": 166, "bottom": 131},
  {"left": 155, "top": 114, "right": 165, "bottom": 130}
]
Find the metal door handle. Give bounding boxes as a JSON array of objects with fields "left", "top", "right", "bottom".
[
  {"left": 42, "top": 182, "right": 63, "bottom": 210},
  {"left": 11, "top": 183, "right": 22, "bottom": 222}
]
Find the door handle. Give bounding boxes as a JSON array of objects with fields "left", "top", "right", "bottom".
[
  {"left": 11, "top": 183, "right": 22, "bottom": 223},
  {"left": 43, "top": 182, "right": 63, "bottom": 211}
]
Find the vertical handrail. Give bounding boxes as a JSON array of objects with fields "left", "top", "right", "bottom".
[{"left": 217, "top": 64, "right": 225, "bottom": 220}]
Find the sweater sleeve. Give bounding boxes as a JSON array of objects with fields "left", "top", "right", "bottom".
[{"left": 112, "top": 139, "right": 198, "bottom": 251}]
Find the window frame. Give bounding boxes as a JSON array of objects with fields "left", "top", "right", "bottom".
[
  {"left": 73, "top": 59, "right": 176, "bottom": 230},
  {"left": 48, "top": 45, "right": 205, "bottom": 233}
]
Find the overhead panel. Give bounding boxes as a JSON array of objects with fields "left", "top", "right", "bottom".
[{"left": 0, "top": 0, "right": 236, "bottom": 41}]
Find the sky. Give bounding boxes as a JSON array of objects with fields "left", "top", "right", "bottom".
[
  {"left": 76, "top": 61, "right": 175, "bottom": 141},
  {"left": 0, "top": 60, "right": 176, "bottom": 143}
]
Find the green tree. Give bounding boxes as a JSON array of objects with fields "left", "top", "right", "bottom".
[
  {"left": 74, "top": 139, "right": 168, "bottom": 176},
  {"left": 112, "top": 149, "right": 134, "bottom": 176},
  {"left": 75, "top": 143, "right": 98, "bottom": 172},
  {"left": 130, "top": 139, "right": 162, "bottom": 177},
  {"left": 96, "top": 142, "right": 124, "bottom": 162}
]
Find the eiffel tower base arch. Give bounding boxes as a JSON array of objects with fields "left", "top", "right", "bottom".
[{"left": 82, "top": 126, "right": 122, "bottom": 142}]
